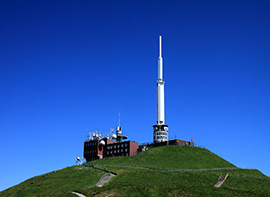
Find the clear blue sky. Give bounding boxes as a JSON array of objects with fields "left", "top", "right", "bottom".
[{"left": 1, "top": 0, "right": 270, "bottom": 191}]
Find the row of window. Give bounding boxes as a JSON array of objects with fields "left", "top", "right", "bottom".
[
  {"left": 85, "top": 149, "right": 97, "bottom": 154},
  {"left": 107, "top": 148, "right": 128, "bottom": 154},
  {"left": 85, "top": 142, "right": 97, "bottom": 147},
  {"left": 107, "top": 153, "right": 129, "bottom": 157},
  {"left": 154, "top": 136, "right": 168, "bottom": 139},
  {"left": 154, "top": 131, "right": 167, "bottom": 136},
  {"left": 107, "top": 143, "right": 128, "bottom": 149}
]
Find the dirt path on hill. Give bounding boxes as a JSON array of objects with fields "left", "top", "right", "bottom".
[
  {"left": 71, "top": 166, "right": 117, "bottom": 195},
  {"left": 70, "top": 191, "right": 86, "bottom": 197},
  {"left": 214, "top": 173, "right": 229, "bottom": 188},
  {"left": 84, "top": 165, "right": 118, "bottom": 175},
  {"left": 96, "top": 173, "right": 116, "bottom": 187},
  {"left": 84, "top": 165, "right": 118, "bottom": 187}
]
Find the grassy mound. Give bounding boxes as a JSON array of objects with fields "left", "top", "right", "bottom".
[
  {"left": 81, "top": 146, "right": 269, "bottom": 196},
  {"left": 0, "top": 166, "right": 105, "bottom": 196},
  {"left": 82, "top": 169, "right": 270, "bottom": 196},
  {"left": 1, "top": 146, "right": 269, "bottom": 196},
  {"left": 88, "top": 146, "right": 235, "bottom": 170}
]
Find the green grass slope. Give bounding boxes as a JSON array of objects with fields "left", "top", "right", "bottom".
[
  {"left": 88, "top": 146, "right": 235, "bottom": 170},
  {"left": 1, "top": 146, "right": 269, "bottom": 196},
  {"left": 0, "top": 166, "right": 105, "bottom": 197},
  {"left": 81, "top": 146, "right": 269, "bottom": 196},
  {"left": 82, "top": 168, "right": 270, "bottom": 196}
]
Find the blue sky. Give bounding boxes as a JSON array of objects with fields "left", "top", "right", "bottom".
[{"left": 1, "top": 0, "right": 270, "bottom": 191}]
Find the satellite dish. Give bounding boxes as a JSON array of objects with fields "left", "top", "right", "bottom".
[
  {"left": 100, "top": 140, "right": 105, "bottom": 146},
  {"left": 164, "top": 127, "right": 168, "bottom": 131},
  {"left": 76, "top": 157, "right": 84, "bottom": 165}
]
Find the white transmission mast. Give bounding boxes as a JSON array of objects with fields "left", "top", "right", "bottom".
[{"left": 153, "top": 35, "right": 169, "bottom": 143}]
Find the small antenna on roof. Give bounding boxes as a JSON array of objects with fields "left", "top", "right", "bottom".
[
  {"left": 87, "top": 132, "right": 91, "bottom": 140},
  {"left": 118, "top": 109, "right": 121, "bottom": 127}
]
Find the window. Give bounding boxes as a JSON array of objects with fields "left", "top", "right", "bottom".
[
  {"left": 125, "top": 148, "right": 128, "bottom": 152},
  {"left": 125, "top": 143, "right": 128, "bottom": 147},
  {"left": 121, "top": 149, "right": 123, "bottom": 152},
  {"left": 107, "top": 151, "right": 109, "bottom": 154},
  {"left": 110, "top": 151, "right": 113, "bottom": 154},
  {"left": 117, "top": 149, "right": 120, "bottom": 153},
  {"left": 117, "top": 145, "right": 120, "bottom": 148},
  {"left": 121, "top": 144, "right": 124, "bottom": 147},
  {"left": 114, "top": 145, "right": 116, "bottom": 149},
  {"left": 114, "top": 150, "right": 116, "bottom": 153}
]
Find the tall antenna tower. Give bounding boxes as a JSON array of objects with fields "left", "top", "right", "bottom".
[{"left": 153, "top": 35, "right": 169, "bottom": 143}]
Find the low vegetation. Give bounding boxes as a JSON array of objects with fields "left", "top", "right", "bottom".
[
  {"left": 87, "top": 145, "right": 235, "bottom": 170},
  {"left": 1, "top": 146, "right": 269, "bottom": 196},
  {"left": 0, "top": 166, "right": 105, "bottom": 196},
  {"left": 79, "top": 168, "right": 270, "bottom": 196}
]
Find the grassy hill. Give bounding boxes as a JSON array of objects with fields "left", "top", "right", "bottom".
[
  {"left": 0, "top": 166, "right": 105, "bottom": 197},
  {"left": 1, "top": 146, "right": 269, "bottom": 196},
  {"left": 88, "top": 145, "right": 236, "bottom": 170}
]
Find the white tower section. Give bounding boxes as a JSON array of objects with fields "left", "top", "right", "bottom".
[
  {"left": 157, "top": 35, "right": 165, "bottom": 124},
  {"left": 153, "top": 35, "right": 169, "bottom": 143}
]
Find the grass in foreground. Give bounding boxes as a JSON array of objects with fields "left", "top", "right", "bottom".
[
  {"left": 1, "top": 146, "right": 269, "bottom": 196},
  {"left": 79, "top": 146, "right": 269, "bottom": 196},
  {"left": 80, "top": 168, "right": 270, "bottom": 196},
  {"left": 0, "top": 166, "right": 105, "bottom": 197},
  {"left": 87, "top": 146, "right": 235, "bottom": 170}
]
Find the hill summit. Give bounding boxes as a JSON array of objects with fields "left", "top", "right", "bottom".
[
  {"left": 1, "top": 146, "right": 269, "bottom": 196},
  {"left": 88, "top": 145, "right": 235, "bottom": 169}
]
